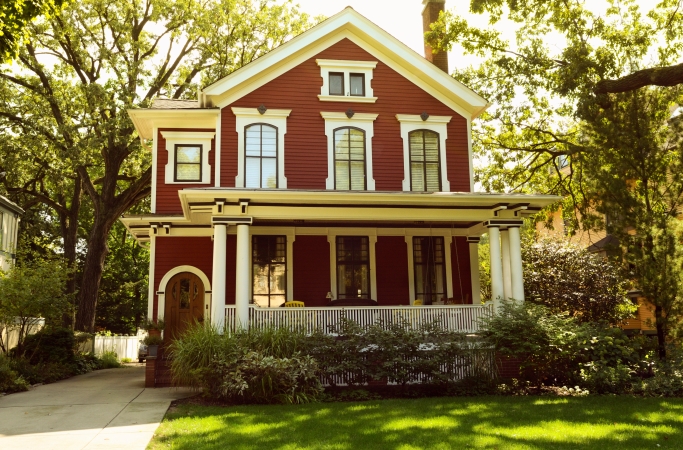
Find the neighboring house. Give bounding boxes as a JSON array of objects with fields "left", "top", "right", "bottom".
[
  {"left": 0, "top": 195, "right": 23, "bottom": 273},
  {"left": 122, "top": 3, "right": 558, "bottom": 339}
]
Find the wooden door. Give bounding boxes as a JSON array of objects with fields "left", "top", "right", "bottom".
[{"left": 165, "top": 272, "right": 205, "bottom": 340}]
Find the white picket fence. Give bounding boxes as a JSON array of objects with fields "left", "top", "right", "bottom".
[
  {"left": 225, "top": 304, "right": 492, "bottom": 334},
  {"left": 0, "top": 319, "right": 45, "bottom": 353},
  {"left": 79, "top": 332, "right": 146, "bottom": 361}
]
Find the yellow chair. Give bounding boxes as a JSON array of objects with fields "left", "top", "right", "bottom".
[
  {"left": 413, "top": 299, "right": 423, "bottom": 306},
  {"left": 284, "top": 301, "right": 305, "bottom": 307}
]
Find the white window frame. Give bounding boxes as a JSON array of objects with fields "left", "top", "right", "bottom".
[
  {"left": 232, "top": 107, "right": 291, "bottom": 189},
  {"left": 316, "top": 59, "right": 378, "bottom": 103},
  {"left": 321, "top": 112, "right": 378, "bottom": 191},
  {"left": 396, "top": 114, "right": 452, "bottom": 192},
  {"left": 405, "top": 232, "right": 454, "bottom": 305},
  {"left": 161, "top": 131, "right": 215, "bottom": 185}
]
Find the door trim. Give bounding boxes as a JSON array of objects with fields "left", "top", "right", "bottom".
[{"left": 157, "top": 265, "right": 212, "bottom": 322}]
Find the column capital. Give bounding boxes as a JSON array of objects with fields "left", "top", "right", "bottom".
[
  {"left": 484, "top": 219, "right": 524, "bottom": 228},
  {"left": 211, "top": 216, "right": 252, "bottom": 226}
]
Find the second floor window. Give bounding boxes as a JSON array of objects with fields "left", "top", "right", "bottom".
[
  {"left": 409, "top": 130, "right": 441, "bottom": 191},
  {"left": 174, "top": 145, "right": 202, "bottom": 182},
  {"left": 334, "top": 127, "right": 366, "bottom": 190},
  {"left": 245, "top": 124, "right": 278, "bottom": 188}
]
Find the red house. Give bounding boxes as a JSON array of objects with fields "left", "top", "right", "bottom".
[{"left": 122, "top": 4, "right": 557, "bottom": 338}]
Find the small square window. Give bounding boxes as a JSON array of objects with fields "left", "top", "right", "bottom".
[
  {"left": 175, "top": 145, "right": 202, "bottom": 182},
  {"left": 349, "top": 73, "right": 365, "bottom": 96},
  {"left": 329, "top": 72, "right": 344, "bottom": 96}
]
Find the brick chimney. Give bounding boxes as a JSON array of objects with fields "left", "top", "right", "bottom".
[{"left": 422, "top": 0, "right": 449, "bottom": 73}]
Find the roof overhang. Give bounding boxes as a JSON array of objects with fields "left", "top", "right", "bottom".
[
  {"left": 121, "top": 189, "right": 560, "bottom": 243},
  {"left": 202, "top": 8, "right": 489, "bottom": 120},
  {"left": 127, "top": 109, "right": 220, "bottom": 141},
  {"left": 0, "top": 195, "right": 24, "bottom": 215}
]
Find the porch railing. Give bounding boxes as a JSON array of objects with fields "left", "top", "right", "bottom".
[{"left": 224, "top": 304, "right": 493, "bottom": 335}]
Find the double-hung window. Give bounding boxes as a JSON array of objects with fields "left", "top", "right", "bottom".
[
  {"left": 252, "top": 236, "right": 287, "bottom": 308},
  {"left": 334, "top": 127, "right": 366, "bottom": 190},
  {"left": 413, "top": 236, "right": 447, "bottom": 305},
  {"left": 409, "top": 130, "right": 441, "bottom": 191},
  {"left": 336, "top": 236, "right": 370, "bottom": 299},
  {"left": 245, "top": 124, "right": 278, "bottom": 188},
  {"left": 174, "top": 145, "right": 202, "bottom": 182}
]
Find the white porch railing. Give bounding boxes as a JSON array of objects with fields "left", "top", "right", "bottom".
[{"left": 224, "top": 304, "right": 492, "bottom": 334}]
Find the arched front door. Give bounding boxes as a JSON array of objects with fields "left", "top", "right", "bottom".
[{"left": 164, "top": 272, "right": 205, "bottom": 340}]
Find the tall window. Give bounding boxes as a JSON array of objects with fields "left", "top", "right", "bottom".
[
  {"left": 334, "top": 127, "right": 366, "bottom": 190},
  {"left": 174, "top": 145, "right": 202, "bottom": 182},
  {"left": 252, "top": 236, "right": 286, "bottom": 308},
  {"left": 336, "top": 236, "right": 370, "bottom": 299},
  {"left": 409, "top": 130, "right": 441, "bottom": 191},
  {"left": 245, "top": 124, "right": 278, "bottom": 188},
  {"left": 413, "top": 236, "right": 446, "bottom": 305}
]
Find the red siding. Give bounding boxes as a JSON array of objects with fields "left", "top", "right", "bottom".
[
  {"left": 451, "top": 237, "right": 473, "bottom": 303},
  {"left": 224, "top": 235, "right": 237, "bottom": 305},
  {"left": 153, "top": 237, "right": 214, "bottom": 320},
  {"left": 222, "top": 38, "right": 470, "bottom": 191},
  {"left": 156, "top": 128, "right": 215, "bottom": 214},
  {"left": 375, "top": 236, "right": 410, "bottom": 305},
  {"left": 292, "top": 236, "right": 331, "bottom": 306}
]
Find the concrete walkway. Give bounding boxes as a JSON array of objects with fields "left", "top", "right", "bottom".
[{"left": 0, "top": 365, "right": 193, "bottom": 450}]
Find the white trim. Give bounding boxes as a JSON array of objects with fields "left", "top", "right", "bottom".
[
  {"left": 404, "top": 230, "right": 455, "bottom": 304},
  {"left": 157, "top": 265, "right": 212, "bottom": 322},
  {"left": 321, "top": 112, "right": 378, "bottom": 191},
  {"left": 151, "top": 127, "right": 158, "bottom": 212},
  {"left": 467, "top": 118, "right": 474, "bottom": 192},
  {"left": 405, "top": 236, "right": 415, "bottom": 304},
  {"left": 202, "top": 9, "right": 488, "bottom": 119},
  {"left": 317, "top": 59, "right": 377, "bottom": 102},
  {"left": 396, "top": 114, "right": 452, "bottom": 192},
  {"left": 468, "top": 240, "right": 482, "bottom": 304},
  {"left": 445, "top": 237, "right": 454, "bottom": 299},
  {"left": 327, "top": 231, "right": 377, "bottom": 301},
  {"left": 327, "top": 235, "right": 336, "bottom": 299},
  {"left": 215, "top": 111, "right": 222, "bottom": 187},
  {"left": 128, "top": 109, "right": 220, "bottom": 141},
  {"left": 232, "top": 107, "right": 292, "bottom": 189},
  {"left": 160, "top": 131, "right": 215, "bottom": 185},
  {"left": 250, "top": 227, "right": 296, "bottom": 302},
  {"left": 147, "top": 236, "right": 156, "bottom": 320}
]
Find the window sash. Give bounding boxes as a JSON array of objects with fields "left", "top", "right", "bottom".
[
  {"left": 334, "top": 127, "right": 366, "bottom": 190},
  {"left": 244, "top": 124, "right": 278, "bottom": 188},
  {"left": 349, "top": 73, "right": 365, "bottom": 96},
  {"left": 174, "top": 145, "right": 202, "bottom": 182},
  {"left": 329, "top": 72, "right": 345, "bottom": 96},
  {"left": 409, "top": 130, "right": 441, "bottom": 192},
  {"left": 336, "top": 236, "right": 370, "bottom": 299},
  {"left": 252, "top": 236, "right": 287, "bottom": 308},
  {"left": 413, "top": 236, "right": 447, "bottom": 305}
]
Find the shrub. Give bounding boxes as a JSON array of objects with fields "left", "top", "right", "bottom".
[
  {"left": 121, "top": 357, "right": 132, "bottom": 363},
  {"left": 99, "top": 351, "right": 121, "bottom": 369},
  {"left": 142, "top": 335, "right": 163, "bottom": 346},
  {"left": 0, "top": 354, "right": 29, "bottom": 393},
  {"left": 16, "top": 327, "right": 76, "bottom": 365}
]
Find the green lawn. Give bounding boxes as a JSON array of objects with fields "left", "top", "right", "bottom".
[{"left": 149, "top": 396, "right": 683, "bottom": 450}]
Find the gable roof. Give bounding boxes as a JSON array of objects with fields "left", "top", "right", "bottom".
[{"left": 202, "top": 7, "right": 489, "bottom": 120}]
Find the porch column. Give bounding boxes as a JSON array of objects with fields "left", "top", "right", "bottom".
[
  {"left": 467, "top": 237, "right": 481, "bottom": 304},
  {"left": 508, "top": 224, "right": 525, "bottom": 302},
  {"left": 235, "top": 223, "right": 251, "bottom": 329},
  {"left": 487, "top": 225, "right": 504, "bottom": 312},
  {"left": 211, "top": 224, "right": 227, "bottom": 331},
  {"left": 501, "top": 229, "right": 512, "bottom": 300}
]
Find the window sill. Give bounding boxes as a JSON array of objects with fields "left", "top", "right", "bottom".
[
  {"left": 318, "top": 95, "right": 378, "bottom": 103},
  {"left": 166, "top": 180, "right": 212, "bottom": 185}
]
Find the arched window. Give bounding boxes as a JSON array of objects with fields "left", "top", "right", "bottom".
[
  {"left": 334, "top": 127, "right": 366, "bottom": 190},
  {"left": 245, "top": 124, "right": 278, "bottom": 188},
  {"left": 409, "top": 130, "right": 441, "bottom": 192}
]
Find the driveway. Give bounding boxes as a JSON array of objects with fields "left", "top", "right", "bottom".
[{"left": 0, "top": 365, "right": 193, "bottom": 450}]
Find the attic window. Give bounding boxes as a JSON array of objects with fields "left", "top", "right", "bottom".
[{"left": 316, "top": 59, "right": 377, "bottom": 103}]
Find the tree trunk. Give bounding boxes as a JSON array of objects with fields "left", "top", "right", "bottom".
[
  {"left": 74, "top": 216, "right": 114, "bottom": 332},
  {"left": 59, "top": 177, "right": 82, "bottom": 329},
  {"left": 655, "top": 304, "right": 667, "bottom": 360}
]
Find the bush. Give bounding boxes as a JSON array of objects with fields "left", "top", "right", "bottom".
[
  {"left": 99, "top": 351, "right": 121, "bottom": 369},
  {"left": 17, "top": 327, "right": 76, "bottom": 365},
  {"left": 0, "top": 354, "right": 29, "bottom": 393},
  {"left": 142, "top": 335, "right": 163, "bottom": 346}
]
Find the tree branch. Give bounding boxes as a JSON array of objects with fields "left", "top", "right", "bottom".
[{"left": 594, "top": 62, "right": 683, "bottom": 94}]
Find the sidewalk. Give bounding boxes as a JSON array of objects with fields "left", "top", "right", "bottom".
[{"left": 0, "top": 365, "right": 193, "bottom": 450}]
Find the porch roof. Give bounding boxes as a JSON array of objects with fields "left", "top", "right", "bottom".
[{"left": 121, "top": 189, "right": 559, "bottom": 243}]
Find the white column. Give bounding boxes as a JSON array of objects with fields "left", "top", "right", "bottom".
[
  {"left": 147, "top": 235, "right": 156, "bottom": 321},
  {"left": 211, "top": 224, "right": 227, "bottom": 331},
  {"left": 501, "top": 229, "right": 512, "bottom": 300},
  {"left": 235, "top": 223, "right": 251, "bottom": 329},
  {"left": 488, "top": 225, "right": 504, "bottom": 312},
  {"left": 508, "top": 225, "right": 525, "bottom": 302},
  {"left": 467, "top": 237, "right": 482, "bottom": 304}
]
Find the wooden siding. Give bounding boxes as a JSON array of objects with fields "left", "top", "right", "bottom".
[
  {"left": 451, "top": 236, "right": 473, "bottom": 303},
  {"left": 292, "top": 236, "right": 331, "bottom": 306},
  {"left": 621, "top": 296, "right": 656, "bottom": 332},
  {"left": 375, "top": 236, "right": 410, "bottom": 305},
  {"left": 222, "top": 38, "right": 470, "bottom": 191},
  {"left": 156, "top": 128, "right": 215, "bottom": 214}
]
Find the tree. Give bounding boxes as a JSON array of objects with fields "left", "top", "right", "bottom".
[
  {"left": 426, "top": 0, "right": 683, "bottom": 358},
  {"left": 0, "top": 259, "right": 72, "bottom": 354},
  {"left": 0, "top": 0, "right": 317, "bottom": 331},
  {"left": 0, "top": 0, "right": 67, "bottom": 61}
]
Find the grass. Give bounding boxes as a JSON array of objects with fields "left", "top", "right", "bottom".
[{"left": 149, "top": 396, "right": 683, "bottom": 449}]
